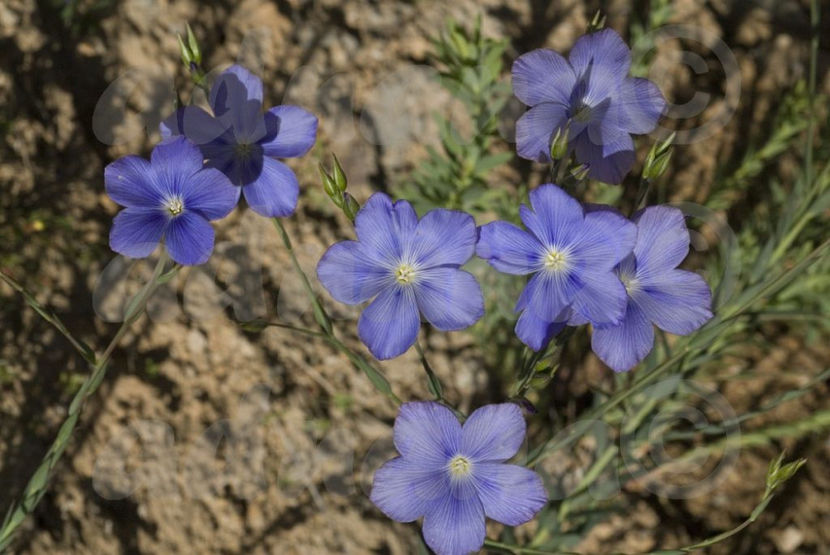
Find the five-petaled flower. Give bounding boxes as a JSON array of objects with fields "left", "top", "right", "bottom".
[
  {"left": 512, "top": 28, "right": 666, "bottom": 184},
  {"left": 105, "top": 137, "right": 238, "bottom": 265},
  {"left": 316, "top": 193, "right": 485, "bottom": 360},
  {"left": 371, "top": 402, "right": 547, "bottom": 555},
  {"left": 476, "top": 184, "right": 636, "bottom": 351},
  {"left": 161, "top": 64, "right": 318, "bottom": 218},
  {"left": 591, "top": 206, "right": 712, "bottom": 371}
]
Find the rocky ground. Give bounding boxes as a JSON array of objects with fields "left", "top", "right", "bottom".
[{"left": 0, "top": 0, "right": 828, "bottom": 553}]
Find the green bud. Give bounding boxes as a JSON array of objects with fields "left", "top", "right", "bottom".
[
  {"left": 587, "top": 10, "right": 606, "bottom": 33},
  {"left": 185, "top": 23, "right": 202, "bottom": 66},
  {"left": 319, "top": 164, "right": 340, "bottom": 205},
  {"left": 571, "top": 162, "right": 590, "bottom": 181},
  {"left": 549, "top": 125, "right": 569, "bottom": 160},
  {"left": 642, "top": 132, "right": 676, "bottom": 180},
  {"left": 765, "top": 453, "right": 806, "bottom": 494},
  {"left": 342, "top": 193, "right": 360, "bottom": 222},
  {"left": 177, "top": 33, "right": 193, "bottom": 68},
  {"left": 331, "top": 154, "right": 348, "bottom": 192}
]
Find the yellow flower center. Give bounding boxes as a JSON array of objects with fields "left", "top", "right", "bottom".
[
  {"left": 448, "top": 455, "right": 472, "bottom": 478},
  {"left": 620, "top": 272, "right": 639, "bottom": 295},
  {"left": 166, "top": 197, "right": 184, "bottom": 216},
  {"left": 234, "top": 142, "right": 254, "bottom": 159},
  {"left": 544, "top": 248, "right": 568, "bottom": 272},
  {"left": 395, "top": 263, "right": 416, "bottom": 285}
]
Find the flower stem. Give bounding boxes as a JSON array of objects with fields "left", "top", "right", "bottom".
[{"left": 0, "top": 254, "right": 173, "bottom": 550}]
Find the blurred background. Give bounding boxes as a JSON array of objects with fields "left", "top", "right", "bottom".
[{"left": 0, "top": 0, "right": 828, "bottom": 553}]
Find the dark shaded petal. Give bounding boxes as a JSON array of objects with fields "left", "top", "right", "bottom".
[
  {"left": 105, "top": 155, "right": 162, "bottom": 208},
  {"left": 370, "top": 457, "right": 447, "bottom": 522},
  {"left": 210, "top": 64, "right": 263, "bottom": 117},
  {"left": 354, "top": 193, "right": 418, "bottom": 264},
  {"left": 393, "top": 401, "right": 461, "bottom": 467},
  {"left": 512, "top": 49, "right": 576, "bottom": 106},
  {"left": 520, "top": 184, "right": 584, "bottom": 247},
  {"left": 634, "top": 270, "right": 713, "bottom": 335},
  {"left": 422, "top": 491, "right": 485, "bottom": 555},
  {"left": 591, "top": 300, "right": 654, "bottom": 372},
  {"left": 414, "top": 268, "right": 484, "bottom": 331},
  {"left": 632, "top": 206, "right": 690, "bottom": 279},
  {"left": 515, "top": 102, "right": 568, "bottom": 162},
  {"left": 358, "top": 285, "right": 420, "bottom": 359},
  {"left": 165, "top": 212, "right": 214, "bottom": 266},
  {"left": 159, "top": 106, "right": 229, "bottom": 145},
  {"left": 461, "top": 403, "right": 525, "bottom": 462},
  {"left": 515, "top": 309, "right": 566, "bottom": 351},
  {"left": 240, "top": 157, "right": 299, "bottom": 218},
  {"left": 109, "top": 208, "right": 168, "bottom": 259},
  {"left": 261, "top": 105, "right": 318, "bottom": 158},
  {"left": 473, "top": 463, "right": 547, "bottom": 526},
  {"left": 605, "top": 77, "right": 666, "bottom": 134},
  {"left": 570, "top": 269, "right": 628, "bottom": 327},
  {"left": 182, "top": 167, "right": 239, "bottom": 220},
  {"left": 410, "top": 209, "right": 476, "bottom": 268},
  {"left": 568, "top": 28, "right": 631, "bottom": 89},
  {"left": 476, "top": 221, "right": 542, "bottom": 275},
  {"left": 572, "top": 130, "right": 635, "bottom": 184},
  {"left": 316, "top": 240, "right": 389, "bottom": 305}
]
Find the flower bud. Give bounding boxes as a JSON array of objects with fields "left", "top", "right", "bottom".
[
  {"left": 319, "top": 164, "right": 340, "bottom": 205},
  {"left": 343, "top": 193, "right": 360, "bottom": 222},
  {"left": 331, "top": 154, "right": 348, "bottom": 193},
  {"left": 549, "top": 125, "right": 569, "bottom": 160}
]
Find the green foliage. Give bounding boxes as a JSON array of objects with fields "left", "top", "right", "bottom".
[{"left": 395, "top": 18, "right": 513, "bottom": 216}]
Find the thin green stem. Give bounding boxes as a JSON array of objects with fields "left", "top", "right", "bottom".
[
  {"left": 415, "top": 340, "right": 443, "bottom": 401},
  {"left": 0, "top": 254, "right": 172, "bottom": 550},
  {"left": 483, "top": 538, "right": 579, "bottom": 554}
]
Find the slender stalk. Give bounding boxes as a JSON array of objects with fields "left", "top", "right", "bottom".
[
  {"left": 0, "top": 254, "right": 172, "bottom": 550},
  {"left": 483, "top": 539, "right": 579, "bottom": 554},
  {"left": 414, "top": 340, "right": 443, "bottom": 401}
]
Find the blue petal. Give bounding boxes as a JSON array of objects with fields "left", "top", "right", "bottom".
[
  {"left": 632, "top": 206, "right": 690, "bottom": 279},
  {"left": 411, "top": 209, "right": 476, "bottom": 268},
  {"left": 515, "top": 309, "right": 566, "bottom": 351},
  {"left": 393, "top": 401, "right": 461, "bottom": 468},
  {"left": 476, "top": 221, "right": 542, "bottom": 275},
  {"left": 591, "top": 300, "right": 654, "bottom": 372},
  {"left": 105, "top": 156, "right": 162, "bottom": 208},
  {"left": 316, "top": 240, "right": 389, "bottom": 304},
  {"left": 181, "top": 167, "right": 239, "bottom": 220},
  {"left": 522, "top": 271, "right": 580, "bottom": 322},
  {"left": 165, "top": 212, "right": 214, "bottom": 266},
  {"left": 461, "top": 403, "right": 525, "bottom": 462},
  {"left": 512, "top": 49, "right": 576, "bottom": 107},
  {"left": 568, "top": 28, "right": 630, "bottom": 91},
  {"left": 354, "top": 193, "right": 418, "bottom": 263},
  {"left": 414, "top": 268, "right": 484, "bottom": 331},
  {"left": 150, "top": 137, "right": 205, "bottom": 192},
  {"left": 570, "top": 269, "right": 628, "bottom": 327},
  {"left": 634, "top": 270, "right": 712, "bottom": 335},
  {"left": 473, "top": 463, "right": 547, "bottom": 526},
  {"left": 210, "top": 64, "right": 263, "bottom": 117},
  {"left": 160, "top": 106, "right": 229, "bottom": 145},
  {"left": 358, "top": 285, "right": 420, "bottom": 359},
  {"left": 572, "top": 208, "right": 637, "bottom": 271},
  {"left": 516, "top": 102, "right": 568, "bottom": 162},
  {"left": 241, "top": 157, "right": 299, "bottom": 217},
  {"left": 520, "top": 184, "right": 584, "bottom": 248},
  {"left": 422, "top": 490, "right": 485, "bottom": 555},
  {"left": 110, "top": 208, "right": 168, "bottom": 259},
  {"left": 261, "top": 105, "right": 318, "bottom": 158},
  {"left": 370, "top": 457, "right": 447, "bottom": 522},
  {"left": 572, "top": 130, "right": 635, "bottom": 184},
  {"left": 605, "top": 77, "right": 666, "bottom": 134}
]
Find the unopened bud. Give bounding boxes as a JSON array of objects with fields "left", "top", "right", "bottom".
[
  {"left": 331, "top": 154, "right": 348, "bottom": 192},
  {"left": 319, "top": 164, "right": 340, "bottom": 205},
  {"left": 549, "top": 125, "right": 569, "bottom": 160},
  {"left": 342, "top": 193, "right": 360, "bottom": 222},
  {"left": 587, "top": 10, "right": 606, "bottom": 33},
  {"left": 185, "top": 23, "right": 201, "bottom": 66},
  {"left": 571, "top": 162, "right": 590, "bottom": 181}
]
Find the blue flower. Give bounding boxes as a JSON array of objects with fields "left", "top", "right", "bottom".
[
  {"left": 316, "top": 193, "right": 484, "bottom": 360},
  {"left": 161, "top": 64, "right": 318, "bottom": 218},
  {"left": 371, "top": 402, "right": 547, "bottom": 555},
  {"left": 476, "top": 184, "right": 636, "bottom": 351},
  {"left": 591, "top": 206, "right": 713, "bottom": 371},
  {"left": 512, "top": 29, "right": 666, "bottom": 184},
  {"left": 105, "top": 137, "right": 238, "bottom": 265}
]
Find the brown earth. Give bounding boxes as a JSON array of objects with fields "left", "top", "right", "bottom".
[{"left": 0, "top": 0, "right": 828, "bottom": 553}]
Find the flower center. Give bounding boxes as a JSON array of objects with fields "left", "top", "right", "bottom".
[
  {"left": 166, "top": 197, "right": 184, "bottom": 216},
  {"left": 620, "top": 272, "right": 639, "bottom": 295},
  {"left": 448, "top": 455, "right": 472, "bottom": 478},
  {"left": 234, "top": 142, "right": 254, "bottom": 159},
  {"left": 543, "top": 248, "right": 568, "bottom": 273},
  {"left": 394, "top": 263, "right": 416, "bottom": 285}
]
